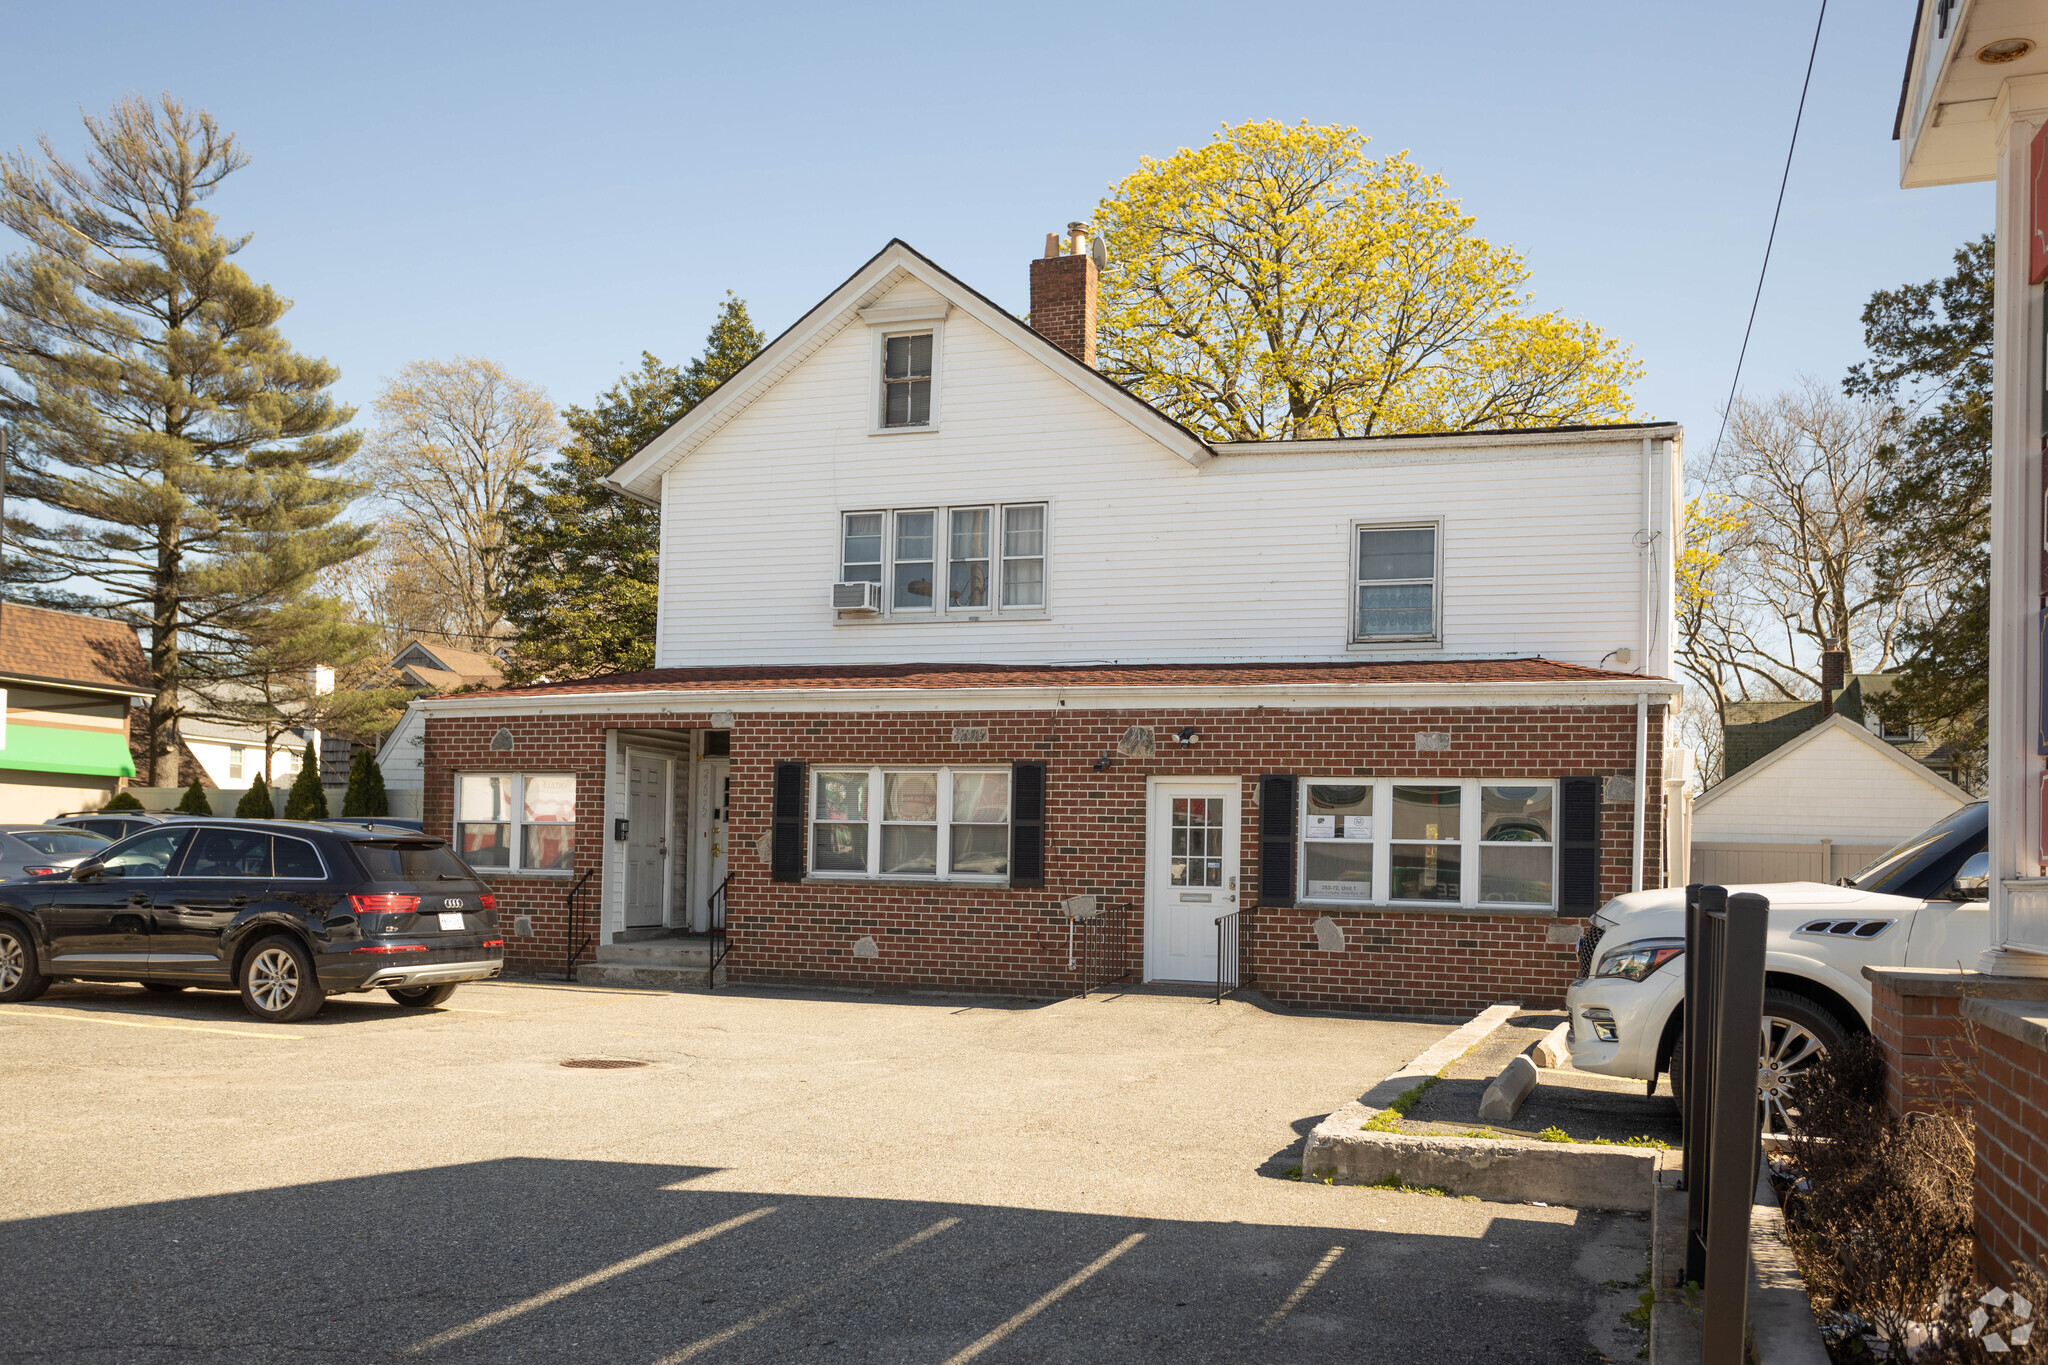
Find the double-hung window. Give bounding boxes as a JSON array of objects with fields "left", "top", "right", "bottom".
[
  {"left": 882, "top": 332, "right": 933, "bottom": 427},
  {"left": 1354, "top": 522, "right": 1439, "bottom": 642},
  {"left": 841, "top": 504, "right": 1048, "bottom": 618},
  {"left": 457, "top": 773, "right": 577, "bottom": 873},
  {"left": 1296, "top": 778, "right": 1556, "bottom": 910},
  {"left": 810, "top": 767, "right": 1010, "bottom": 880}
]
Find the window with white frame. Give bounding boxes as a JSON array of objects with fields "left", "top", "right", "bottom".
[
  {"left": 881, "top": 332, "right": 933, "bottom": 427},
  {"left": 456, "top": 773, "right": 577, "bottom": 873},
  {"left": 1354, "top": 523, "right": 1439, "bottom": 642},
  {"left": 841, "top": 505, "right": 1048, "bottom": 618},
  {"left": 1297, "top": 778, "right": 1556, "bottom": 909},
  {"left": 810, "top": 767, "right": 1009, "bottom": 879},
  {"left": 228, "top": 746, "right": 245, "bottom": 781}
]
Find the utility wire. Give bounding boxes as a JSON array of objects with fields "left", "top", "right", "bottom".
[{"left": 1710, "top": 0, "right": 1828, "bottom": 466}]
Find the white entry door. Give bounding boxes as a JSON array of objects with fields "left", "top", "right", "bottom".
[
  {"left": 692, "top": 757, "right": 730, "bottom": 932},
  {"left": 1146, "top": 780, "right": 1240, "bottom": 983},
  {"left": 623, "top": 750, "right": 670, "bottom": 929}
]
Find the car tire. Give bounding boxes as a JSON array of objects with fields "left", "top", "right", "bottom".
[
  {"left": 386, "top": 983, "right": 458, "bottom": 1008},
  {"left": 0, "top": 918, "right": 49, "bottom": 1003},
  {"left": 239, "top": 936, "right": 325, "bottom": 1023},
  {"left": 142, "top": 982, "right": 187, "bottom": 993},
  {"left": 1670, "top": 989, "right": 1851, "bottom": 1137}
]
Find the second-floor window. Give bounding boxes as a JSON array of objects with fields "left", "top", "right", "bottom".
[
  {"left": 882, "top": 332, "right": 933, "bottom": 427},
  {"left": 841, "top": 504, "right": 1047, "bottom": 617},
  {"left": 1354, "top": 522, "right": 1439, "bottom": 643}
]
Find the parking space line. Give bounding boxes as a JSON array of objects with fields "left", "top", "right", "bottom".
[
  {"left": 1261, "top": 1244, "right": 1346, "bottom": 1332},
  {"left": 653, "top": 1217, "right": 961, "bottom": 1364},
  {"left": 0, "top": 1006, "right": 296, "bottom": 1040},
  {"left": 410, "top": 1206, "right": 778, "bottom": 1352},
  {"left": 937, "top": 1231, "right": 1146, "bottom": 1365}
]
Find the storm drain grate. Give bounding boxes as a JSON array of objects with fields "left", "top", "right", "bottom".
[{"left": 559, "top": 1058, "right": 650, "bottom": 1070}]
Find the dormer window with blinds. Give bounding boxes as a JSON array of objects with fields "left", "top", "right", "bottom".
[
  {"left": 881, "top": 332, "right": 933, "bottom": 427},
  {"left": 1353, "top": 521, "right": 1441, "bottom": 644}
]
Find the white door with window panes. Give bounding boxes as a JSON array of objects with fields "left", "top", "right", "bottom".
[
  {"left": 1146, "top": 780, "right": 1240, "bottom": 983},
  {"left": 623, "top": 751, "right": 669, "bottom": 929},
  {"left": 693, "top": 756, "right": 730, "bottom": 931}
]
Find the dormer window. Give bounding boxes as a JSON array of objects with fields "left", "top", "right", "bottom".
[{"left": 882, "top": 333, "right": 933, "bottom": 427}]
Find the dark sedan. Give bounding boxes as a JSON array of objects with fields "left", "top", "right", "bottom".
[{"left": 0, "top": 820, "right": 504, "bottom": 1022}]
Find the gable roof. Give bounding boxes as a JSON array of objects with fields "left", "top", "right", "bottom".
[
  {"left": 0, "top": 603, "right": 152, "bottom": 697},
  {"left": 603, "top": 239, "right": 1214, "bottom": 503},
  {"left": 389, "top": 641, "right": 505, "bottom": 692},
  {"left": 1696, "top": 713, "right": 1972, "bottom": 814}
]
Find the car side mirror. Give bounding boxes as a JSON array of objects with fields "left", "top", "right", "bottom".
[
  {"left": 1950, "top": 851, "right": 1990, "bottom": 901},
  {"left": 71, "top": 861, "right": 102, "bottom": 881}
]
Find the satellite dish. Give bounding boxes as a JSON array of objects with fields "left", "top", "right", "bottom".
[{"left": 1089, "top": 234, "right": 1109, "bottom": 270}]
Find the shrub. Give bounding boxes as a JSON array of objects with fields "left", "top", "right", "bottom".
[
  {"left": 340, "top": 750, "right": 388, "bottom": 818},
  {"left": 174, "top": 778, "right": 211, "bottom": 815},
  {"left": 103, "top": 789, "right": 144, "bottom": 811},
  {"left": 1932, "top": 1258, "right": 2048, "bottom": 1361},
  {"left": 283, "top": 742, "right": 326, "bottom": 820},
  {"left": 234, "top": 772, "right": 272, "bottom": 818}
]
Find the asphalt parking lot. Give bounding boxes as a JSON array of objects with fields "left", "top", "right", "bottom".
[{"left": 2, "top": 978, "right": 1648, "bottom": 1363}]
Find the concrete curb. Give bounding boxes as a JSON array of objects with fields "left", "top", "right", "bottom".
[{"left": 1297, "top": 1001, "right": 1658, "bottom": 1211}]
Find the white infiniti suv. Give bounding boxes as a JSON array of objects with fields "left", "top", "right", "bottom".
[{"left": 1565, "top": 803, "right": 1989, "bottom": 1133}]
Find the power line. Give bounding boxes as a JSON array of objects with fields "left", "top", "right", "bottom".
[{"left": 1710, "top": 0, "right": 1828, "bottom": 466}]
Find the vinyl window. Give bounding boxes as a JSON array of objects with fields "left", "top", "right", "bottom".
[
  {"left": 810, "top": 767, "right": 1009, "bottom": 880},
  {"left": 882, "top": 332, "right": 933, "bottom": 427},
  {"left": 227, "top": 746, "right": 245, "bottom": 781},
  {"left": 1297, "top": 778, "right": 1556, "bottom": 910},
  {"left": 1354, "top": 523, "right": 1439, "bottom": 642},
  {"left": 456, "top": 773, "right": 577, "bottom": 873},
  {"left": 840, "top": 504, "right": 1048, "bottom": 618}
]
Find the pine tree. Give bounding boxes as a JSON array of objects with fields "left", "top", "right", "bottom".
[
  {"left": 1844, "top": 235, "right": 1992, "bottom": 787},
  {"left": 284, "top": 741, "right": 326, "bottom": 820},
  {"left": 341, "top": 750, "right": 389, "bottom": 818},
  {"left": 175, "top": 778, "right": 211, "bottom": 815},
  {"left": 498, "top": 295, "right": 765, "bottom": 683},
  {"left": 0, "top": 95, "right": 369, "bottom": 785},
  {"left": 103, "top": 789, "right": 144, "bottom": 812},
  {"left": 235, "top": 771, "right": 272, "bottom": 818}
]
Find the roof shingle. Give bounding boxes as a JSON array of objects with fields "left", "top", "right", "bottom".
[{"left": 0, "top": 603, "right": 151, "bottom": 695}]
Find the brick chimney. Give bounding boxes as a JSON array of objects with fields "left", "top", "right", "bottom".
[
  {"left": 1820, "top": 646, "right": 1848, "bottom": 717},
  {"left": 1028, "top": 221, "right": 1097, "bottom": 367}
]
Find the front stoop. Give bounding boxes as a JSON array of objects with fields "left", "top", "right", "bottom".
[{"left": 575, "top": 937, "right": 726, "bottom": 991}]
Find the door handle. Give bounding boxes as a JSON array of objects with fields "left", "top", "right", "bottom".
[
  {"left": 228, "top": 896, "right": 247, "bottom": 908},
  {"left": 127, "top": 894, "right": 151, "bottom": 906}
]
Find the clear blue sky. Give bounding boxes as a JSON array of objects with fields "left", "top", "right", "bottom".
[{"left": 2, "top": 1, "right": 1991, "bottom": 456}]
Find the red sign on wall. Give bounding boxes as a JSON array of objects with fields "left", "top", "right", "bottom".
[{"left": 2033, "top": 121, "right": 2048, "bottom": 285}]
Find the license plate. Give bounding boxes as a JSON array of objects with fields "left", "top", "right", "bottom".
[{"left": 438, "top": 912, "right": 465, "bottom": 931}]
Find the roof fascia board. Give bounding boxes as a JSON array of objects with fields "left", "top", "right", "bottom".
[
  {"left": 0, "top": 671, "right": 153, "bottom": 699},
  {"left": 603, "top": 241, "right": 1211, "bottom": 500},
  {"left": 1695, "top": 713, "right": 1971, "bottom": 810},
  {"left": 1211, "top": 423, "right": 1682, "bottom": 460},
  {"left": 409, "top": 677, "right": 1683, "bottom": 719}
]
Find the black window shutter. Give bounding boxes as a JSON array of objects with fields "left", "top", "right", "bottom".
[
  {"left": 1010, "top": 761, "right": 1046, "bottom": 888},
  {"left": 771, "top": 761, "right": 806, "bottom": 883},
  {"left": 1558, "top": 775, "right": 1602, "bottom": 913},
  {"left": 1258, "top": 774, "right": 1297, "bottom": 907}
]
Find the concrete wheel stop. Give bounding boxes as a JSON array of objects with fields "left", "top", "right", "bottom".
[{"left": 1298, "top": 1004, "right": 1659, "bottom": 1212}]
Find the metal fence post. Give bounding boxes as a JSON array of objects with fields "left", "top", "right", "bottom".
[
  {"left": 1683, "top": 883, "right": 1720, "bottom": 1286},
  {"left": 1700, "top": 889, "right": 1769, "bottom": 1365}
]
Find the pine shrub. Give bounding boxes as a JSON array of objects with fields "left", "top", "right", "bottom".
[
  {"left": 174, "top": 778, "right": 211, "bottom": 815},
  {"left": 235, "top": 772, "right": 272, "bottom": 818},
  {"left": 341, "top": 750, "right": 388, "bottom": 818},
  {"left": 103, "top": 789, "right": 144, "bottom": 811},
  {"left": 283, "top": 742, "right": 327, "bottom": 821}
]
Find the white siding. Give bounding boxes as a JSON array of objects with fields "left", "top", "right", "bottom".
[
  {"left": 1693, "top": 725, "right": 1966, "bottom": 846},
  {"left": 654, "top": 276, "right": 1679, "bottom": 672}
]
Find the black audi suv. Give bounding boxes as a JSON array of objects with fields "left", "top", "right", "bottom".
[{"left": 0, "top": 820, "right": 504, "bottom": 1022}]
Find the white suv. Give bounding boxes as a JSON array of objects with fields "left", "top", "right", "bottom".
[{"left": 1565, "top": 803, "right": 1988, "bottom": 1133}]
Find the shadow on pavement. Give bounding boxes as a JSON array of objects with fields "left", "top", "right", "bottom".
[{"left": 5, "top": 1158, "right": 1640, "bottom": 1364}]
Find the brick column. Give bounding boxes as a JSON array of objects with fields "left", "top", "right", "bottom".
[{"left": 1960, "top": 999, "right": 2048, "bottom": 1284}]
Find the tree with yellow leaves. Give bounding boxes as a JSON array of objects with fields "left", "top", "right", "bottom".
[{"left": 1093, "top": 121, "right": 1642, "bottom": 441}]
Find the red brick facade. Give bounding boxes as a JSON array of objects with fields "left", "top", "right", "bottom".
[
  {"left": 1868, "top": 972, "right": 1979, "bottom": 1117},
  {"left": 422, "top": 698, "right": 1666, "bottom": 1017},
  {"left": 1972, "top": 1010, "right": 2048, "bottom": 1282},
  {"left": 1027, "top": 252, "right": 1096, "bottom": 366}
]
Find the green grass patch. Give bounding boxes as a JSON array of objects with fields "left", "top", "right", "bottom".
[
  {"left": 1362, "top": 1173, "right": 1454, "bottom": 1197},
  {"left": 1361, "top": 1075, "right": 1439, "bottom": 1131},
  {"left": 1534, "top": 1125, "right": 1573, "bottom": 1143},
  {"left": 1457, "top": 1129, "right": 1506, "bottom": 1140},
  {"left": 1588, "top": 1135, "right": 1671, "bottom": 1150}
]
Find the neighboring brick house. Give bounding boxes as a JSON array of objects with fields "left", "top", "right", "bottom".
[{"left": 401, "top": 230, "right": 1686, "bottom": 1015}]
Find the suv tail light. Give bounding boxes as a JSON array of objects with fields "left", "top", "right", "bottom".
[
  {"left": 350, "top": 893, "right": 421, "bottom": 914},
  {"left": 23, "top": 866, "right": 58, "bottom": 877},
  {"left": 478, "top": 894, "right": 497, "bottom": 912}
]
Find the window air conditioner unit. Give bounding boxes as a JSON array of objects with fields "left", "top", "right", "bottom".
[{"left": 832, "top": 581, "right": 882, "bottom": 614}]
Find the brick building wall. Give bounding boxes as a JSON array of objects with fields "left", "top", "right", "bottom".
[
  {"left": 1967, "top": 1001, "right": 2048, "bottom": 1283},
  {"left": 423, "top": 698, "right": 1664, "bottom": 1015}
]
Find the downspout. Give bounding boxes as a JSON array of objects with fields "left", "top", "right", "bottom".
[
  {"left": 1633, "top": 693, "right": 1648, "bottom": 894},
  {"left": 1632, "top": 436, "right": 1654, "bottom": 894}
]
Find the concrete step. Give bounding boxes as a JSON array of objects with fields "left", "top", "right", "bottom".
[
  {"left": 576, "top": 960, "right": 728, "bottom": 991},
  {"left": 594, "top": 941, "right": 713, "bottom": 968}
]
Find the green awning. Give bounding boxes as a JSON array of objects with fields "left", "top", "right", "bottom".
[{"left": 0, "top": 723, "right": 137, "bottom": 778}]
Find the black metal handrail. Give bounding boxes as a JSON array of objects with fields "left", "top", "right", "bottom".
[
  {"left": 1214, "top": 908, "right": 1249, "bottom": 1003},
  {"left": 563, "top": 868, "right": 597, "bottom": 982},
  {"left": 705, "top": 873, "right": 730, "bottom": 989},
  {"left": 1070, "top": 901, "right": 1133, "bottom": 998},
  {"left": 1680, "top": 883, "right": 1769, "bottom": 1363}
]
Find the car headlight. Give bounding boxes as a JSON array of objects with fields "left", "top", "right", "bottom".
[{"left": 1594, "top": 937, "right": 1685, "bottom": 982}]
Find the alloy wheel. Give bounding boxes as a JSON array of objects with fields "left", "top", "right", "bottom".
[
  {"left": 248, "top": 947, "right": 300, "bottom": 1014},
  {"left": 1757, "top": 1014, "right": 1826, "bottom": 1137},
  {"left": 0, "top": 931, "right": 21, "bottom": 992}
]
